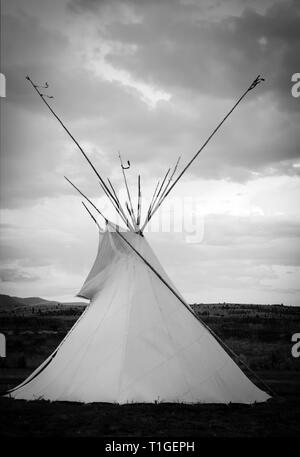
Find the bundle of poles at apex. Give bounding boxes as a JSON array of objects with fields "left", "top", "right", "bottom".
[{"left": 25, "top": 74, "right": 265, "bottom": 234}]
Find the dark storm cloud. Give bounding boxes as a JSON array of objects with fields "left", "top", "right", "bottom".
[
  {"left": 69, "top": 0, "right": 300, "bottom": 111},
  {"left": 1, "top": 10, "right": 165, "bottom": 207},
  {"left": 2, "top": 11, "right": 143, "bottom": 121},
  {"left": 64, "top": 0, "right": 300, "bottom": 185},
  {"left": 2, "top": 12, "right": 69, "bottom": 110},
  {"left": 1, "top": 3, "right": 299, "bottom": 199}
]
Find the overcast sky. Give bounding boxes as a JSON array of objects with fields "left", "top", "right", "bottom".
[{"left": 1, "top": 0, "right": 300, "bottom": 304}]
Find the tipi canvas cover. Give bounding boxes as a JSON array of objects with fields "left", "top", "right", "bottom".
[{"left": 8, "top": 228, "right": 270, "bottom": 404}]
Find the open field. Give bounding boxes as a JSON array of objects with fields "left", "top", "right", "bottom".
[
  {"left": 1, "top": 298, "right": 300, "bottom": 437},
  {"left": 1, "top": 390, "right": 300, "bottom": 437}
]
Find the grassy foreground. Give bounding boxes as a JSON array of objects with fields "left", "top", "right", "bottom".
[
  {"left": 0, "top": 388, "right": 300, "bottom": 437},
  {"left": 0, "top": 301, "right": 300, "bottom": 437}
]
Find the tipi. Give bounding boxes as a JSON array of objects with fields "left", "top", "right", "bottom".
[
  {"left": 8, "top": 224, "right": 270, "bottom": 404},
  {"left": 6, "top": 75, "right": 270, "bottom": 404}
]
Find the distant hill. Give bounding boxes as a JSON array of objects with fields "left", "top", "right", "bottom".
[
  {"left": 13, "top": 296, "right": 52, "bottom": 306},
  {"left": 0, "top": 295, "right": 21, "bottom": 311},
  {"left": 0, "top": 294, "right": 87, "bottom": 314}
]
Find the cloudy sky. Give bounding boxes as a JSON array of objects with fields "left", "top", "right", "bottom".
[{"left": 1, "top": 0, "right": 300, "bottom": 304}]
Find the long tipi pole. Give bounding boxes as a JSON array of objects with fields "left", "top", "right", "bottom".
[
  {"left": 148, "top": 168, "right": 170, "bottom": 214},
  {"left": 155, "top": 156, "right": 181, "bottom": 210},
  {"left": 143, "top": 75, "right": 265, "bottom": 228},
  {"left": 145, "top": 179, "right": 160, "bottom": 222},
  {"left": 25, "top": 76, "right": 129, "bottom": 227},
  {"left": 142, "top": 156, "right": 181, "bottom": 230},
  {"left": 82, "top": 201, "right": 103, "bottom": 231},
  {"left": 136, "top": 175, "right": 142, "bottom": 228},
  {"left": 107, "top": 178, "right": 134, "bottom": 230}
]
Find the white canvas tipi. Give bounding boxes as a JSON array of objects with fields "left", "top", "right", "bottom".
[
  {"left": 7, "top": 74, "right": 270, "bottom": 404},
  {"left": 7, "top": 226, "right": 270, "bottom": 404}
]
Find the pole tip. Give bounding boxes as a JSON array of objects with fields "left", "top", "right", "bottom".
[{"left": 248, "top": 75, "right": 265, "bottom": 91}]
